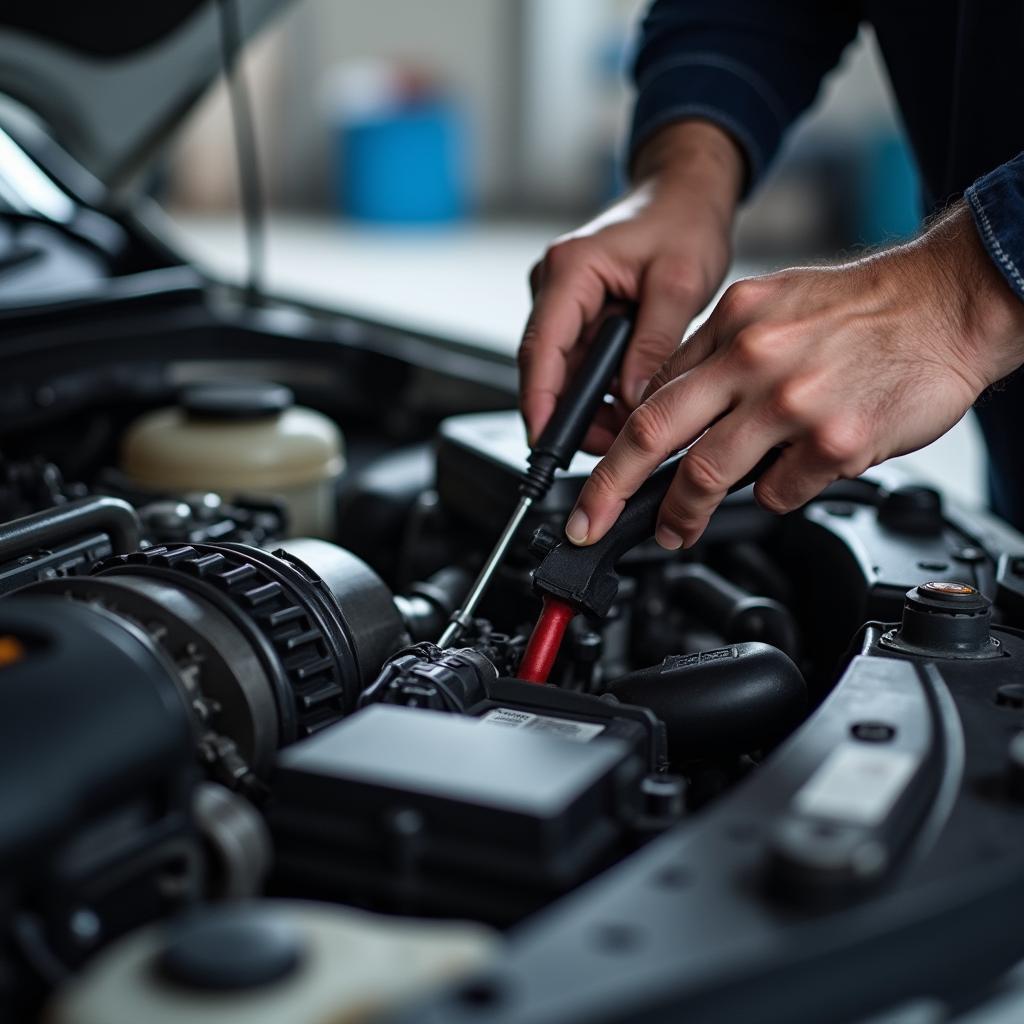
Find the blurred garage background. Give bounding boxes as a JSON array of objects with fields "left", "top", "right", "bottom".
[{"left": 161, "top": 0, "right": 985, "bottom": 505}]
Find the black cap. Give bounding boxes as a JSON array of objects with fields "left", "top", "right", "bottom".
[
  {"left": 182, "top": 381, "right": 294, "bottom": 420},
  {"left": 158, "top": 905, "right": 305, "bottom": 991},
  {"left": 882, "top": 581, "right": 999, "bottom": 660},
  {"left": 878, "top": 485, "right": 944, "bottom": 536}
]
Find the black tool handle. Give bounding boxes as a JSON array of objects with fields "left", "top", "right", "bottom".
[
  {"left": 532, "top": 445, "right": 782, "bottom": 618},
  {"left": 520, "top": 305, "right": 635, "bottom": 500}
]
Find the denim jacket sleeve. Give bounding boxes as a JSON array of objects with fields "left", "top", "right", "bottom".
[
  {"left": 629, "top": 0, "right": 862, "bottom": 193},
  {"left": 966, "top": 154, "right": 1024, "bottom": 304}
]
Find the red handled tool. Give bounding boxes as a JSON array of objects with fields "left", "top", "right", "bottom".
[{"left": 518, "top": 447, "right": 783, "bottom": 682}]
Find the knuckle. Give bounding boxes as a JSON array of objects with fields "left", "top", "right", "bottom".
[
  {"left": 754, "top": 481, "right": 791, "bottom": 515},
  {"left": 624, "top": 401, "right": 674, "bottom": 458},
  {"left": 543, "top": 238, "right": 587, "bottom": 275},
  {"left": 585, "top": 458, "right": 622, "bottom": 501},
  {"left": 717, "top": 278, "right": 763, "bottom": 319},
  {"left": 658, "top": 490, "right": 703, "bottom": 530},
  {"left": 679, "top": 447, "right": 726, "bottom": 497},
  {"left": 631, "top": 329, "right": 682, "bottom": 363},
  {"left": 764, "top": 379, "right": 813, "bottom": 423},
  {"left": 517, "top": 325, "right": 540, "bottom": 367},
  {"left": 651, "top": 263, "right": 704, "bottom": 305},
  {"left": 730, "top": 325, "right": 777, "bottom": 369},
  {"left": 811, "top": 420, "right": 867, "bottom": 466}
]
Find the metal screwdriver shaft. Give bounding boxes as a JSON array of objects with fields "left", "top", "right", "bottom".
[
  {"left": 438, "top": 495, "right": 532, "bottom": 648},
  {"left": 438, "top": 307, "right": 635, "bottom": 648}
]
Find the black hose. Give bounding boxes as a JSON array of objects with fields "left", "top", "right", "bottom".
[
  {"left": 610, "top": 641, "right": 806, "bottom": 761},
  {"left": 0, "top": 496, "right": 140, "bottom": 563},
  {"left": 667, "top": 562, "right": 800, "bottom": 659}
]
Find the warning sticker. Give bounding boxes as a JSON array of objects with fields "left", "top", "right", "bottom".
[
  {"left": 793, "top": 744, "right": 919, "bottom": 826},
  {"left": 479, "top": 708, "right": 606, "bottom": 743}
]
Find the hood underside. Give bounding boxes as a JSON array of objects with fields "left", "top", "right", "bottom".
[{"left": 0, "top": 0, "right": 288, "bottom": 188}]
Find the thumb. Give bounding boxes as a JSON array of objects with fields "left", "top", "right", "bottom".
[{"left": 620, "top": 260, "right": 708, "bottom": 408}]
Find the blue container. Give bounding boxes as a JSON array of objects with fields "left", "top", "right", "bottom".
[
  {"left": 333, "top": 99, "right": 467, "bottom": 224},
  {"left": 858, "top": 134, "right": 921, "bottom": 245}
]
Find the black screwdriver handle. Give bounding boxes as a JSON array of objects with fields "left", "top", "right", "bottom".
[
  {"left": 532, "top": 445, "right": 782, "bottom": 618},
  {"left": 520, "top": 305, "right": 636, "bottom": 500}
]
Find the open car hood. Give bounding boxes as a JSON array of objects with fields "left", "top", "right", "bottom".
[{"left": 0, "top": 0, "right": 288, "bottom": 188}]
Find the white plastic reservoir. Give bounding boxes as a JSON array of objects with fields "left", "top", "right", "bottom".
[{"left": 120, "top": 382, "right": 344, "bottom": 538}]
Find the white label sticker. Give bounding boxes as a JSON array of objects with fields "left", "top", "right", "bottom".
[
  {"left": 793, "top": 744, "right": 919, "bottom": 826},
  {"left": 479, "top": 707, "right": 606, "bottom": 743}
]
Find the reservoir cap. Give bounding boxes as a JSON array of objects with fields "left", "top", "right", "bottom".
[{"left": 182, "top": 381, "right": 294, "bottom": 420}]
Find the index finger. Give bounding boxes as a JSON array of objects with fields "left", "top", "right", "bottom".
[
  {"left": 565, "top": 361, "right": 734, "bottom": 545},
  {"left": 518, "top": 268, "right": 606, "bottom": 442}
]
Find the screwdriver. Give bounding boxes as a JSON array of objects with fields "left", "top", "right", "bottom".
[{"left": 438, "top": 307, "right": 635, "bottom": 648}]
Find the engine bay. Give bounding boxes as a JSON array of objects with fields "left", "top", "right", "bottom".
[
  {"left": 5, "top": 366, "right": 1024, "bottom": 1022},
  {"left": 2, "top": 53, "right": 1024, "bottom": 1021}
]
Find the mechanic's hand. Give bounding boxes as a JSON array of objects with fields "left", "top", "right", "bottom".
[
  {"left": 566, "top": 202, "right": 1024, "bottom": 551},
  {"left": 518, "top": 120, "right": 743, "bottom": 453}
]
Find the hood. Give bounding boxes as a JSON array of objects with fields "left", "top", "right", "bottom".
[{"left": 0, "top": 0, "right": 289, "bottom": 188}]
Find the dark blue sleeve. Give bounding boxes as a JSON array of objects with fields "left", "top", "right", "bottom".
[
  {"left": 966, "top": 154, "right": 1024, "bottom": 304},
  {"left": 629, "top": 0, "right": 862, "bottom": 193}
]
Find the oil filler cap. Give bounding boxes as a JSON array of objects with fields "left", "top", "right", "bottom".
[
  {"left": 878, "top": 485, "right": 944, "bottom": 536},
  {"left": 159, "top": 904, "right": 305, "bottom": 991},
  {"left": 880, "top": 581, "right": 1000, "bottom": 660}
]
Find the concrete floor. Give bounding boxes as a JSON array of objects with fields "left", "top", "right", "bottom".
[{"left": 169, "top": 212, "right": 989, "bottom": 509}]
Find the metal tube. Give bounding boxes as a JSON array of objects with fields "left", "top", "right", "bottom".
[{"left": 437, "top": 495, "right": 533, "bottom": 648}]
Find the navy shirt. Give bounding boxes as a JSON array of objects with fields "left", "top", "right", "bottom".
[{"left": 630, "top": 0, "right": 1024, "bottom": 525}]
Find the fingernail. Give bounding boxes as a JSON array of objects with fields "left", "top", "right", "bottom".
[
  {"left": 655, "top": 525, "right": 683, "bottom": 550},
  {"left": 565, "top": 509, "right": 590, "bottom": 544},
  {"left": 630, "top": 377, "right": 651, "bottom": 406}
]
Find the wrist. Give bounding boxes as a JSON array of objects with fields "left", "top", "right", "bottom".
[
  {"left": 920, "top": 203, "right": 1024, "bottom": 389},
  {"left": 631, "top": 120, "right": 744, "bottom": 222}
]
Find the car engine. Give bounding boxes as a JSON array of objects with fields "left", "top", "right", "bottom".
[{"left": 4, "top": 373, "right": 1024, "bottom": 1023}]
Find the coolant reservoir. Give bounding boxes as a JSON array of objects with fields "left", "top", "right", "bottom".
[{"left": 120, "top": 382, "right": 344, "bottom": 537}]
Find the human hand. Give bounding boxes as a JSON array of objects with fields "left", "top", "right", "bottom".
[
  {"left": 518, "top": 120, "right": 743, "bottom": 453},
  {"left": 565, "top": 202, "right": 1024, "bottom": 550}
]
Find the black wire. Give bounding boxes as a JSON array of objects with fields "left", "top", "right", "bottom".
[{"left": 216, "top": 0, "right": 266, "bottom": 303}]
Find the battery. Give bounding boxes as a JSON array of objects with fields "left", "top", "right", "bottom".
[
  {"left": 268, "top": 703, "right": 644, "bottom": 923},
  {"left": 435, "top": 410, "right": 597, "bottom": 536}
]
